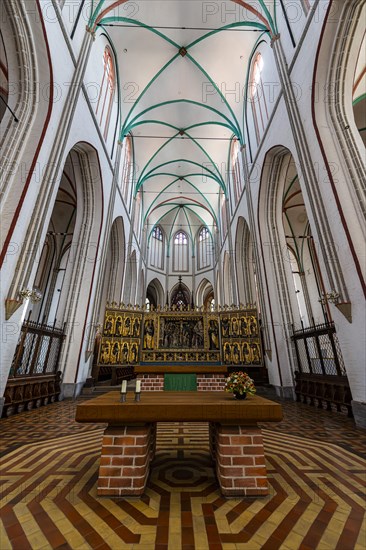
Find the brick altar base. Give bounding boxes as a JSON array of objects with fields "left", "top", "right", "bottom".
[
  {"left": 97, "top": 423, "right": 155, "bottom": 496},
  {"left": 137, "top": 374, "right": 164, "bottom": 391},
  {"left": 137, "top": 373, "right": 226, "bottom": 391},
  {"left": 210, "top": 423, "right": 269, "bottom": 497}
]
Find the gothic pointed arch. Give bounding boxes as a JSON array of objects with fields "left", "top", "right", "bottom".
[
  {"left": 195, "top": 277, "right": 214, "bottom": 308},
  {"left": 146, "top": 278, "right": 165, "bottom": 309},
  {"left": 312, "top": 0, "right": 365, "bottom": 293},
  {"left": 170, "top": 278, "right": 191, "bottom": 308},
  {"left": 235, "top": 217, "right": 255, "bottom": 306}
]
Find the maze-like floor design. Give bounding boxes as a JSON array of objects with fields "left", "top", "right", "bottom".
[{"left": 1, "top": 406, "right": 365, "bottom": 550}]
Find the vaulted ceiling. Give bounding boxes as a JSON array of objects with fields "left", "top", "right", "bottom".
[{"left": 89, "top": 1, "right": 277, "bottom": 242}]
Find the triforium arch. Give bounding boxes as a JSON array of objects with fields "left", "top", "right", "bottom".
[
  {"left": 235, "top": 217, "right": 255, "bottom": 306},
  {"left": 314, "top": 0, "right": 366, "bottom": 267},
  {"left": 258, "top": 146, "right": 328, "bottom": 394},
  {"left": 195, "top": 278, "right": 214, "bottom": 308},
  {"left": 5, "top": 142, "right": 104, "bottom": 397},
  {"left": 123, "top": 249, "right": 137, "bottom": 305},
  {"left": 26, "top": 151, "right": 79, "bottom": 328},
  {"left": 49, "top": 143, "right": 104, "bottom": 395},
  {"left": 99, "top": 216, "right": 125, "bottom": 308},
  {"left": 0, "top": 0, "right": 52, "bottom": 260},
  {"left": 222, "top": 251, "right": 233, "bottom": 306},
  {"left": 146, "top": 278, "right": 165, "bottom": 309},
  {"left": 170, "top": 280, "right": 191, "bottom": 308}
]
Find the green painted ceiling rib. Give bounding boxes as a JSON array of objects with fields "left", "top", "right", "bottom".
[
  {"left": 136, "top": 126, "right": 225, "bottom": 190},
  {"left": 97, "top": 16, "right": 180, "bottom": 49},
  {"left": 148, "top": 206, "right": 179, "bottom": 249},
  {"left": 91, "top": 0, "right": 276, "bottom": 33},
  {"left": 185, "top": 120, "right": 235, "bottom": 134},
  {"left": 90, "top": 0, "right": 276, "bottom": 32},
  {"left": 128, "top": 119, "right": 236, "bottom": 136},
  {"left": 167, "top": 207, "right": 182, "bottom": 251},
  {"left": 187, "top": 21, "right": 269, "bottom": 50},
  {"left": 182, "top": 207, "right": 194, "bottom": 244},
  {"left": 183, "top": 129, "right": 226, "bottom": 185},
  {"left": 257, "top": 0, "right": 277, "bottom": 33},
  {"left": 273, "top": 0, "right": 278, "bottom": 29},
  {"left": 284, "top": 211, "right": 302, "bottom": 271},
  {"left": 121, "top": 51, "right": 181, "bottom": 135},
  {"left": 300, "top": 221, "right": 311, "bottom": 266},
  {"left": 183, "top": 206, "right": 214, "bottom": 242},
  {"left": 147, "top": 205, "right": 214, "bottom": 246},
  {"left": 150, "top": 201, "right": 216, "bottom": 221},
  {"left": 353, "top": 93, "right": 366, "bottom": 106},
  {"left": 144, "top": 177, "right": 181, "bottom": 223},
  {"left": 186, "top": 53, "right": 243, "bottom": 144},
  {"left": 140, "top": 172, "right": 221, "bottom": 218},
  {"left": 139, "top": 171, "right": 221, "bottom": 187},
  {"left": 122, "top": 99, "right": 239, "bottom": 138},
  {"left": 129, "top": 120, "right": 181, "bottom": 133},
  {"left": 283, "top": 174, "right": 299, "bottom": 202},
  {"left": 144, "top": 178, "right": 218, "bottom": 224},
  {"left": 137, "top": 131, "right": 181, "bottom": 183},
  {"left": 136, "top": 159, "right": 224, "bottom": 194},
  {"left": 90, "top": 0, "right": 104, "bottom": 25}
]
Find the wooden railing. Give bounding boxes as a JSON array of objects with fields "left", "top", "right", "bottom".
[
  {"left": 2, "top": 320, "right": 65, "bottom": 417},
  {"left": 291, "top": 321, "right": 352, "bottom": 416}
]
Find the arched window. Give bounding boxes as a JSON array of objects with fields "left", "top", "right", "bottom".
[
  {"left": 197, "top": 226, "right": 211, "bottom": 270},
  {"left": 231, "top": 139, "right": 243, "bottom": 204},
  {"left": 300, "top": 0, "right": 311, "bottom": 15},
  {"left": 250, "top": 53, "right": 268, "bottom": 144},
  {"left": 352, "top": 35, "right": 366, "bottom": 146},
  {"left": 121, "top": 136, "right": 132, "bottom": 203},
  {"left": 173, "top": 231, "right": 188, "bottom": 272},
  {"left": 95, "top": 47, "right": 115, "bottom": 140},
  {"left": 134, "top": 190, "right": 142, "bottom": 237},
  {"left": 150, "top": 225, "right": 164, "bottom": 270},
  {"left": 220, "top": 193, "right": 228, "bottom": 238}
]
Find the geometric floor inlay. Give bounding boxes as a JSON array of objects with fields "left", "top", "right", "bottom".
[{"left": 1, "top": 417, "right": 365, "bottom": 549}]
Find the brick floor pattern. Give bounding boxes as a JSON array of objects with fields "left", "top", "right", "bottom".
[{"left": 0, "top": 399, "right": 365, "bottom": 549}]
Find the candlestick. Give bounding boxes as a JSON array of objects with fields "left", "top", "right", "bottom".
[
  {"left": 121, "top": 380, "right": 127, "bottom": 393},
  {"left": 135, "top": 380, "right": 141, "bottom": 393},
  {"left": 120, "top": 393, "right": 126, "bottom": 403}
]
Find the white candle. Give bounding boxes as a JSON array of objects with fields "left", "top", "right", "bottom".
[
  {"left": 121, "top": 380, "right": 127, "bottom": 393},
  {"left": 136, "top": 380, "right": 141, "bottom": 393}
]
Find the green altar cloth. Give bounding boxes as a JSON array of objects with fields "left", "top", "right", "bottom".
[{"left": 164, "top": 373, "right": 197, "bottom": 391}]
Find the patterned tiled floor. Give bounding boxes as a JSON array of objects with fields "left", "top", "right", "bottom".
[{"left": 1, "top": 397, "right": 365, "bottom": 549}]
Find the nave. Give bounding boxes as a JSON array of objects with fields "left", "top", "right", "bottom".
[{"left": 1, "top": 395, "right": 365, "bottom": 549}]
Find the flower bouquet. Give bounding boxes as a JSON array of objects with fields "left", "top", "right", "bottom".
[{"left": 225, "top": 371, "right": 256, "bottom": 400}]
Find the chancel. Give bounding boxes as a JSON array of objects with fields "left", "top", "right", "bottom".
[{"left": 0, "top": 1, "right": 365, "bottom": 548}]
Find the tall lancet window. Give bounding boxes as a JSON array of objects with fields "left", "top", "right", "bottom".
[
  {"left": 173, "top": 231, "right": 189, "bottom": 272},
  {"left": 150, "top": 225, "right": 164, "bottom": 270},
  {"left": 134, "top": 190, "right": 142, "bottom": 237},
  {"left": 96, "top": 47, "right": 115, "bottom": 140},
  {"left": 121, "top": 136, "right": 132, "bottom": 203},
  {"left": 250, "top": 53, "right": 268, "bottom": 144},
  {"left": 231, "top": 139, "right": 243, "bottom": 204},
  {"left": 301, "top": 0, "right": 311, "bottom": 15},
  {"left": 197, "top": 226, "right": 211, "bottom": 270}
]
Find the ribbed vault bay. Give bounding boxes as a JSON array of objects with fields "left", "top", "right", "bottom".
[{"left": 93, "top": 0, "right": 274, "bottom": 236}]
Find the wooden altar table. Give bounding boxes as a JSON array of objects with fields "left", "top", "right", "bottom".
[{"left": 76, "top": 392, "right": 282, "bottom": 497}]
